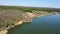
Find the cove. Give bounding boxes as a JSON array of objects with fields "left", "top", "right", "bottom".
[{"left": 7, "top": 14, "right": 60, "bottom": 34}]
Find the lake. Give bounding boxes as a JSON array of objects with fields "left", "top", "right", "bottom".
[{"left": 7, "top": 14, "right": 60, "bottom": 34}]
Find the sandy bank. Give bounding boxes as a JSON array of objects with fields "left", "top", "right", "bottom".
[
  {"left": 0, "top": 20, "right": 23, "bottom": 34},
  {"left": 0, "top": 30, "right": 8, "bottom": 34}
]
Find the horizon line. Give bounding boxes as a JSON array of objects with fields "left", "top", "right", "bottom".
[{"left": 0, "top": 5, "right": 60, "bottom": 9}]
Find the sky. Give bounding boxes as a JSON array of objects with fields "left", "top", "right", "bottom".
[{"left": 0, "top": 0, "right": 60, "bottom": 8}]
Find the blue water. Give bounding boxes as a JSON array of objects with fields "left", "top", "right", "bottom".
[{"left": 7, "top": 14, "right": 60, "bottom": 34}]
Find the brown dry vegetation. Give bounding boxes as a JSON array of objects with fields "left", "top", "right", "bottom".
[
  {"left": 0, "top": 6, "right": 60, "bottom": 31},
  {"left": 0, "top": 9, "right": 23, "bottom": 31}
]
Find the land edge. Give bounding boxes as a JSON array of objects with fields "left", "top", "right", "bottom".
[{"left": 0, "top": 20, "right": 23, "bottom": 34}]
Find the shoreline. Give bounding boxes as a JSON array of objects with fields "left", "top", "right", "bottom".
[{"left": 0, "top": 20, "right": 23, "bottom": 34}]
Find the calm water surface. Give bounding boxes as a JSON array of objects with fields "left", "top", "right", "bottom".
[{"left": 7, "top": 14, "right": 60, "bottom": 34}]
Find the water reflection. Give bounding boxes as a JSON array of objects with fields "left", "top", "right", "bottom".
[{"left": 7, "top": 14, "right": 60, "bottom": 34}]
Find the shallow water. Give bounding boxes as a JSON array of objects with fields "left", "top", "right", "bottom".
[{"left": 7, "top": 14, "right": 60, "bottom": 34}]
